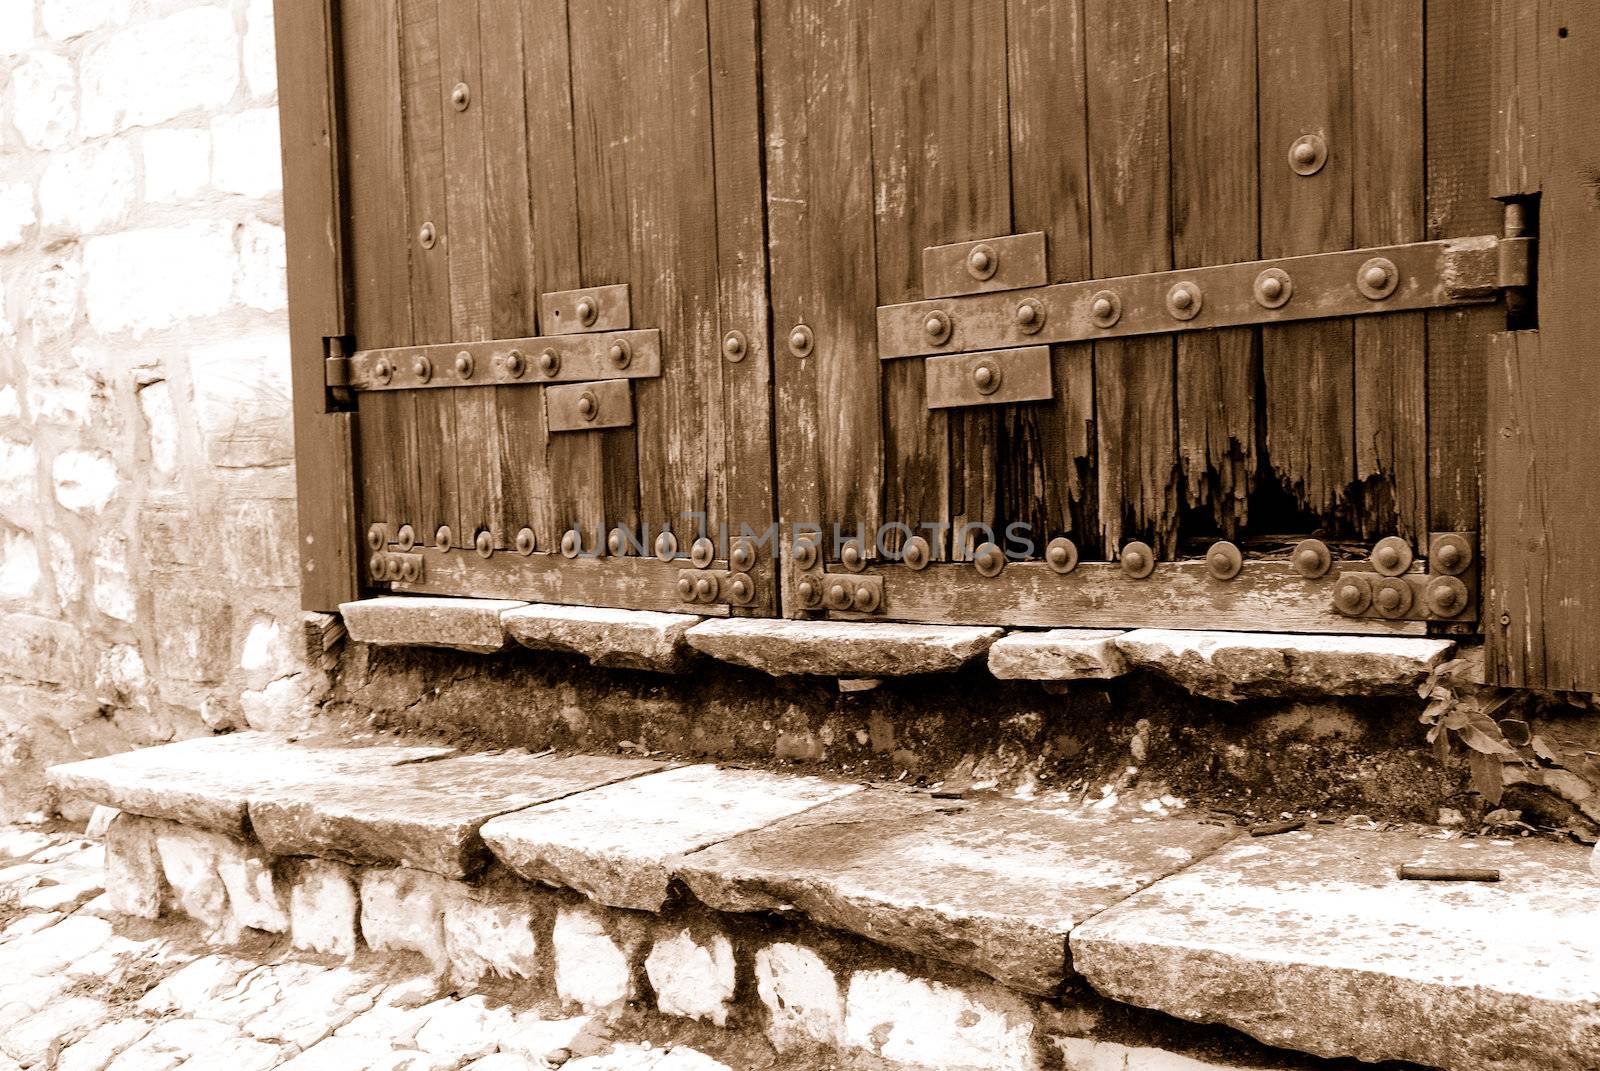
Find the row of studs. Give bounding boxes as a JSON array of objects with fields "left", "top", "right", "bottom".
[
  {"left": 365, "top": 524, "right": 758, "bottom": 569},
  {"left": 369, "top": 339, "right": 636, "bottom": 387}
]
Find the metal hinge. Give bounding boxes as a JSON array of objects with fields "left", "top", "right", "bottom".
[{"left": 324, "top": 336, "right": 352, "bottom": 388}]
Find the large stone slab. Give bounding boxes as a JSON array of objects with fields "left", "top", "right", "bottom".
[
  {"left": 340, "top": 596, "right": 526, "bottom": 653},
  {"left": 481, "top": 765, "right": 862, "bottom": 911},
  {"left": 1070, "top": 828, "right": 1600, "bottom": 1071},
  {"left": 502, "top": 604, "right": 701, "bottom": 673},
  {"left": 1114, "top": 629, "right": 1454, "bottom": 700},
  {"left": 250, "top": 752, "right": 665, "bottom": 878},
  {"left": 678, "top": 790, "right": 1234, "bottom": 995},
  {"left": 47, "top": 733, "right": 454, "bottom": 836},
  {"left": 987, "top": 629, "right": 1127, "bottom": 681},
  {"left": 685, "top": 619, "right": 1003, "bottom": 677}
]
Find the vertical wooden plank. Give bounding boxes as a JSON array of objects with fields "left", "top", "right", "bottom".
[
  {"left": 709, "top": 0, "right": 778, "bottom": 613},
  {"left": 1426, "top": 0, "right": 1498, "bottom": 535},
  {"left": 1484, "top": 331, "right": 1540, "bottom": 688},
  {"left": 1489, "top": 0, "right": 1541, "bottom": 199},
  {"left": 1084, "top": 0, "right": 1176, "bottom": 556},
  {"left": 1005, "top": 0, "right": 1095, "bottom": 553},
  {"left": 1258, "top": 0, "right": 1355, "bottom": 527},
  {"left": 1168, "top": 0, "right": 1257, "bottom": 539},
  {"left": 398, "top": 0, "right": 457, "bottom": 547},
  {"left": 1352, "top": 0, "right": 1426, "bottom": 542},
  {"left": 275, "top": 0, "right": 357, "bottom": 609}
]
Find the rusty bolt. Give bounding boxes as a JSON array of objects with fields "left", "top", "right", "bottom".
[
  {"left": 1334, "top": 578, "right": 1369, "bottom": 615},
  {"left": 577, "top": 391, "right": 598, "bottom": 422},
  {"left": 695, "top": 575, "right": 718, "bottom": 602},
  {"left": 788, "top": 325, "right": 813, "bottom": 357},
  {"left": 504, "top": 349, "right": 525, "bottom": 379},
  {"left": 455, "top": 351, "right": 474, "bottom": 379},
  {"left": 436, "top": 525, "right": 453, "bottom": 550},
  {"left": 396, "top": 524, "right": 416, "bottom": 551},
  {"left": 412, "top": 354, "right": 432, "bottom": 382},
  {"left": 607, "top": 339, "right": 631, "bottom": 368},
  {"left": 966, "top": 245, "right": 996, "bottom": 279},
  {"left": 852, "top": 581, "right": 879, "bottom": 612},
  {"left": 677, "top": 575, "right": 696, "bottom": 601},
  {"left": 537, "top": 349, "right": 560, "bottom": 377},
  {"left": 973, "top": 363, "right": 1002, "bottom": 395},
  {"left": 656, "top": 531, "right": 679, "bottom": 561},
  {"left": 1363, "top": 263, "right": 1389, "bottom": 291},
  {"left": 974, "top": 542, "right": 1005, "bottom": 578},
  {"left": 515, "top": 528, "right": 536, "bottom": 555},
  {"left": 576, "top": 296, "right": 598, "bottom": 326},
  {"left": 366, "top": 524, "right": 386, "bottom": 552},
  {"left": 400, "top": 556, "right": 421, "bottom": 583},
  {"left": 1121, "top": 541, "right": 1156, "bottom": 578},
  {"left": 901, "top": 536, "right": 930, "bottom": 570},
  {"left": 1260, "top": 275, "right": 1283, "bottom": 300},
  {"left": 923, "top": 310, "right": 952, "bottom": 344},
  {"left": 1092, "top": 297, "right": 1114, "bottom": 319},
  {"left": 474, "top": 530, "right": 494, "bottom": 558},
  {"left": 608, "top": 527, "right": 626, "bottom": 556},
  {"left": 840, "top": 539, "right": 865, "bottom": 571},
  {"left": 1376, "top": 585, "right": 1404, "bottom": 613},
  {"left": 1046, "top": 537, "right": 1078, "bottom": 574},
  {"left": 1015, "top": 302, "right": 1037, "bottom": 325},
  {"left": 723, "top": 331, "right": 747, "bottom": 362},
  {"left": 418, "top": 222, "right": 436, "bottom": 248},
  {"left": 691, "top": 536, "right": 716, "bottom": 568},
  {"left": 792, "top": 538, "right": 818, "bottom": 570},
  {"left": 561, "top": 529, "right": 581, "bottom": 557},
  {"left": 731, "top": 539, "right": 755, "bottom": 572},
  {"left": 374, "top": 357, "right": 394, "bottom": 385},
  {"left": 824, "top": 579, "right": 852, "bottom": 610},
  {"left": 797, "top": 578, "right": 819, "bottom": 606},
  {"left": 730, "top": 574, "right": 752, "bottom": 602},
  {"left": 451, "top": 82, "right": 470, "bottom": 111},
  {"left": 1292, "top": 141, "right": 1317, "bottom": 168}
]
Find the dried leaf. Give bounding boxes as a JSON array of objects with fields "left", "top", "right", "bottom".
[
  {"left": 1468, "top": 749, "right": 1505, "bottom": 805},
  {"left": 1433, "top": 730, "right": 1452, "bottom": 763},
  {"left": 1498, "top": 718, "right": 1532, "bottom": 747},
  {"left": 1531, "top": 735, "right": 1563, "bottom": 765}
]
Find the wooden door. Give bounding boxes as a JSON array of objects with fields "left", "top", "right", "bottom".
[
  {"left": 334, "top": 0, "right": 777, "bottom": 617},
  {"left": 765, "top": 0, "right": 1513, "bottom": 636}
]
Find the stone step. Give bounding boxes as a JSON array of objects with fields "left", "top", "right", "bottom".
[
  {"left": 684, "top": 619, "right": 1004, "bottom": 676},
  {"left": 501, "top": 604, "right": 702, "bottom": 672}
]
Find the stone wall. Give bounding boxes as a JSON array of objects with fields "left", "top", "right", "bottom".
[{"left": 0, "top": 0, "right": 321, "bottom": 820}]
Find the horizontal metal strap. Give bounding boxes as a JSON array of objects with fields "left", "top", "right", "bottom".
[
  {"left": 877, "top": 235, "right": 1502, "bottom": 359},
  {"left": 347, "top": 329, "right": 662, "bottom": 391}
]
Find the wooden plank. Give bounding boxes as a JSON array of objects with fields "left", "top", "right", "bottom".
[
  {"left": 1352, "top": 0, "right": 1426, "bottom": 542},
  {"left": 274, "top": 0, "right": 356, "bottom": 609},
  {"left": 1488, "top": 0, "right": 1600, "bottom": 690},
  {"left": 1489, "top": 0, "right": 1541, "bottom": 199},
  {"left": 1258, "top": 0, "right": 1355, "bottom": 524},
  {"left": 925, "top": 348, "right": 1053, "bottom": 409},
  {"left": 1004, "top": 0, "right": 1094, "bottom": 554},
  {"left": 843, "top": 561, "right": 1425, "bottom": 635},
  {"left": 398, "top": 0, "right": 457, "bottom": 547},
  {"left": 1168, "top": 0, "right": 1257, "bottom": 538},
  {"left": 393, "top": 550, "right": 732, "bottom": 617},
  {"left": 1084, "top": 0, "right": 1175, "bottom": 555},
  {"left": 922, "top": 232, "right": 1047, "bottom": 299},
  {"left": 708, "top": 0, "right": 778, "bottom": 615}
]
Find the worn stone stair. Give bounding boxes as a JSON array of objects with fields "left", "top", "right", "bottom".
[{"left": 48, "top": 733, "right": 1600, "bottom": 1071}]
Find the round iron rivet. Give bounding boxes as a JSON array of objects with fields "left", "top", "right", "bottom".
[
  {"left": 576, "top": 296, "right": 598, "bottom": 327},
  {"left": 608, "top": 527, "right": 627, "bottom": 556},
  {"left": 401, "top": 556, "right": 421, "bottom": 583},
  {"left": 374, "top": 358, "right": 393, "bottom": 386},
  {"left": 607, "top": 338, "right": 631, "bottom": 369},
  {"left": 788, "top": 324, "right": 814, "bottom": 359},
  {"left": 411, "top": 354, "right": 432, "bottom": 383},
  {"left": 1432, "top": 534, "right": 1472, "bottom": 576},
  {"left": 729, "top": 573, "right": 753, "bottom": 603},
  {"left": 561, "top": 529, "right": 582, "bottom": 558},
  {"left": 504, "top": 349, "right": 525, "bottom": 379},
  {"left": 1334, "top": 573, "right": 1373, "bottom": 615},
  {"left": 731, "top": 539, "right": 755, "bottom": 572},
  {"left": 695, "top": 575, "right": 719, "bottom": 603},
  {"left": 1374, "top": 577, "right": 1413, "bottom": 618},
  {"left": 824, "top": 579, "right": 853, "bottom": 611},
  {"left": 1121, "top": 541, "right": 1156, "bottom": 579},
  {"left": 436, "top": 525, "right": 453, "bottom": 551},
  {"left": 1254, "top": 267, "right": 1293, "bottom": 309},
  {"left": 1206, "top": 540, "right": 1243, "bottom": 581},
  {"left": 451, "top": 82, "right": 471, "bottom": 111},
  {"left": 369, "top": 552, "right": 386, "bottom": 580},
  {"left": 656, "top": 531, "right": 679, "bottom": 562},
  {"left": 796, "top": 578, "right": 821, "bottom": 607},
  {"left": 366, "top": 524, "right": 386, "bottom": 552},
  {"left": 966, "top": 244, "right": 997, "bottom": 280},
  {"left": 1371, "top": 535, "right": 1412, "bottom": 576},
  {"left": 676, "top": 575, "right": 696, "bottom": 601},
  {"left": 419, "top": 222, "right": 437, "bottom": 249},
  {"left": 1015, "top": 299, "right": 1045, "bottom": 334},
  {"left": 1425, "top": 576, "right": 1469, "bottom": 618},
  {"left": 852, "top": 581, "right": 879, "bottom": 612},
  {"left": 396, "top": 524, "right": 416, "bottom": 552},
  {"left": 923, "top": 310, "right": 952, "bottom": 345},
  {"left": 474, "top": 530, "right": 494, "bottom": 558},
  {"left": 723, "top": 331, "right": 747, "bottom": 363},
  {"left": 1089, "top": 290, "right": 1122, "bottom": 328},
  {"left": 1357, "top": 256, "right": 1399, "bottom": 300},
  {"left": 1288, "top": 133, "right": 1327, "bottom": 176},
  {"left": 515, "top": 527, "right": 536, "bottom": 556},
  {"left": 901, "top": 535, "right": 931, "bottom": 571},
  {"left": 792, "top": 538, "right": 818, "bottom": 570},
  {"left": 455, "top": 351, "right": 474, "bottom": 379},
  {"left": 1166, "top": 281, "right": 1203, "bottom": 321},
  {"left": 537, "top": 349, "right": 560, "bottom": 377},
  {"left": 577, "top": 391, "right": 599, "bottom": 422},
  {"left": 840, "top": 539, "right": 866, "bottom": 572},
  {"left": 1045, "top": 537, "right": 1078, "bottom": 574},
  {"left": 1292, "top": 538, "right": 1332, "bottom": 578},
  {"left": 691, "top": 536, "right": 717, "bottom": 569},
  {"left": 973, "top": 363, "right": 1002, "bottom": 395},
  {"left": 385, "top": 554, "right": 403, "bottom": 581},
  {"left": 974, "top": 541, "right": 1005, "bottom": 578}
]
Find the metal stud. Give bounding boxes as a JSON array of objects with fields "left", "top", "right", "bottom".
[
  {"left": 576, "top": 390, "right": 599, "bottom": 422},
  {"left": 1206, "top": 540, "right": 1243, "bottom": 580},
  {"left": 576, "top": 296, "right": 599, "bottom": 327},
  {"left": 1120, "top": 541, "right": 1156, "bottom": 579},
  {"left": 901, "top": 535, "right": 931, "bottom": 571},
  {"left": 972, "top": 362, "right": 1003, "bottom": 395},
  {"left": 824, "top": 578, "right": 853, "bottom": 610},
  {"left": 1089, "top": 290, "right": 1121, "bottom": 328},
  {"left": 412, "top": 354, "right": 432, "bottom": 383},
  {"left": 1425, "top": 576, "right": 1469, "bottom": 618},
  {"left": 474, "top": 530, "right": 494, "bottom": 558},
  {"left": 1045, "top": 537, "right": 1078, "bottom": 574},
  {"left": 695, "top": 574, "right": 719, "bottom": 603},
  {"left": 730, "top": 538, "right": 756, "bottom": 572},
  {"left": 436, "top": 525, "right": 453, "bottom": 551},
  {"left": 792, "top": 536, "right": 818, "bottom": 571},
  {"left": 368, "top": 552, "right": 386, "bottom": 580},
  {"left": 1288, "top": 133, "right": 1327, "bottom": 176},
  {"left": 852, "top": 580, "right": 880, "bottom": 612},
  {"left": 366, "top": 524, "right": 387, "bottom": 552},
  {"left": 400, "top": 556, "right": 421, "bottom": 583},
  {"left": 1292, "top": 538, "right": 1332, "bottom": 578},
  {"left": 515, "top": 527, "right": 536, "bottom": 556},
  {"left": 1370, "top": 536, "right": 1412, "bottom": 576},
  {"left": 966, "top": 244, "right": 998, "bottom": 281},
  {"left": 723, "top": 331, "right": 747, "bottom": 363},
  {"left": 1356, "top": 256, "right": 1399, "bottom": 300},
  {"left": 1015, "top": 299, "right": 1046, "bottom": 334},
  {"left": 1333, "top": 573, "right": 1372, "bottom": 615},
  {"left": 374, "top": 357, "right": 394, "bottom": 385},
  {"left": 1431, "top": 533, "right": 1473, "bottom": 576},
  {"left": 973, "top": 541, "right": 1005, "bottom": 578},
  {"left": 656, "top": 531, "right": 679, "bottom": 562},
  {"left": 691, "top": 536, "right": 717, "bottom": 569},
  {"left": 607, "top": 338, "right": 632, "bottom": 369},
  {"left": 1165, "top": 281, "right": 1203, "bottom": 321},
  {"left": 451, "top": 82, "right": 471, "bottom": 111},
  {"left": 537, "top": 349, "right": 561, "bottom": 377},
  {"left": 1373, "top": 576, "right": 1413, "bottom": 618},
  {"left": 728, "top": 573, "right": 754, "bottom": 604},
  {"left": 455, "top": 351, "right": 474, "bottom": 379},
  {"left": 561, "top": 528, "right": 582, "bottom": 558},
  {"left": 795, "top": 577, "right": 822, "bottom": 608},
  {"left": 676, "top": 574, "right": 696, "bottom": 601},
  {"left": 1253, "top": 267, "right": 1293, "bottom": 309},
  {"left": 840, "top": 538, "right": 866, "bottom": 573},
  {"left": 607, "top": 527, "right": 628, "bottom": 556},
  {"left": 787, "top": 324, "right": 814, "bottom": 358},
  {"left": 385, "top": 554, "right": 403, "bottom": 581},
  {"left": 418, "top": 222, "right": 437, "bottom": 249},
  {"left": 923, "top": 310, "right": 952, "bottom": 346},
  {"left": 396, "top": 524, "right": 416, "bottom": 552},
  {"left": 504, "top": 349, "right": 526, "bottom": 379}
]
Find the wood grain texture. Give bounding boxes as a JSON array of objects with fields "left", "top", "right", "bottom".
[
  {"left": 1352, "top": 0, "right": 1426, "bottom": 542},
  {"left": 394, "top": 549, "right": 732, "bottom": 617},
  {"left": 1084, "top": 0, "right": 1176, "bottom": 556},
  {"left": 1490, "top": 0, "right": 1541, "bottom": 199},
  {"left": 1258, "top": 0, "right": 1355, "bottom": 523},
  {"left": 1168, "top": 0, "right": 1257, "bottom": 538}
]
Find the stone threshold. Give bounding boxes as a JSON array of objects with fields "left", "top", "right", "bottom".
[
  {"left": 49, "top": 732, "right": 1600, "bottom": 1071},
  {"left": 339, "top": 595, "right": 1456, "bottom": 695}
]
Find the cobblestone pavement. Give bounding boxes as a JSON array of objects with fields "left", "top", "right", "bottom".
[{"left": 0, "top": 825, "right": 747, "bottom": 1071}]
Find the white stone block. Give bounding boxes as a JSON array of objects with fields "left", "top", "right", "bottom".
[
  {"left": 143, "top": 127, "right": 211, "bottom": 203},
  {"left": 84, "top": 223, "right": 236, "bottom": 336},
  {"left": 91, "top": 531, "right": 133, "bottom": 622},
  {"left": 48, "top": 531, "right": 80, "bottom": 607},
  {"left": 58, "top": 1019, "right": 152, "bottom": 1071},
  {"left": 212, "top": 109, "right": 283, "bottom": 197},
  {"left": 26, "top": 258, "right": 81, "bottom": 341},
  {"left": 0, "top": 386, "right": 18, "bottom": 419},
  {"left": 755, "top": 943, "right": 844, "bottom": 1051},
  {"left": 1051, "top": 1038, "right": 1272, "bottom": 1071},
  {"left": 79, "top": 8, "right": 240, "bottom": 136},
  {"left": 236, "top": 218, "right": 287, "bottom": 311},
  {"left": 359, "top": 868, "right": 453, "bottom": 970},
  {"left": 0, "top": 530, "right": 40, "bottom": 601},
  {"left": 137, "top": 379, "right": 179, "bottom": 475},
  {"left": 414, "top": 996, "right": 516, "bottom": 1065},
  {"left": 1, "top": 996, "right": 111, "bottom": 1066},
  {"left": 290, "top": 859, "right": 360, "bottom": 957},
  {"left": 987, "top": 629, "right": 1128, "bottom": 681},
  {"left": 645, "top": 929, "right": 736, "bottom": 1027},
  {"left": 552, "top": 907, "right": 631, "bottom": 1009},
  {"left": 443, "top": 894, "right": 539, "bottom": 987},
  {"left": 844, "top": 969, "right": 1038, "bottom": 1071},
  {"left": 153, "top": 825, "right": 233, "bottom": 931},
  {"left": 104, "top": 812, "right": 166, "bottom": 919},
  {"left": 41, "top": 0, "right": 131, "bottom": 42},
  {"left": 0, "top": 441, "right": 37, "bottom": 520},
  {"left": 244, "top": 0, "right": 277, "bottom": 98},
  {"left": 52, "top": 449, "right": 119, "bottom": 514},
  {"left": 0, "top": 6, "right": 33, "bottom": 56},
  {"left": 189, "top": 329, "right": 294, "bottom": 467},
  {"left": 341, "top": 596, "right": 524, "bottom": 654},
  {"left": 11, "top": 51, "right": 75, "bottom": 149},
  {"left": 215, "top": 838, "right": 289, "bottom": 933},
  {"left": 0, "top": 183, "right": 36, "bottom": 252}
]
